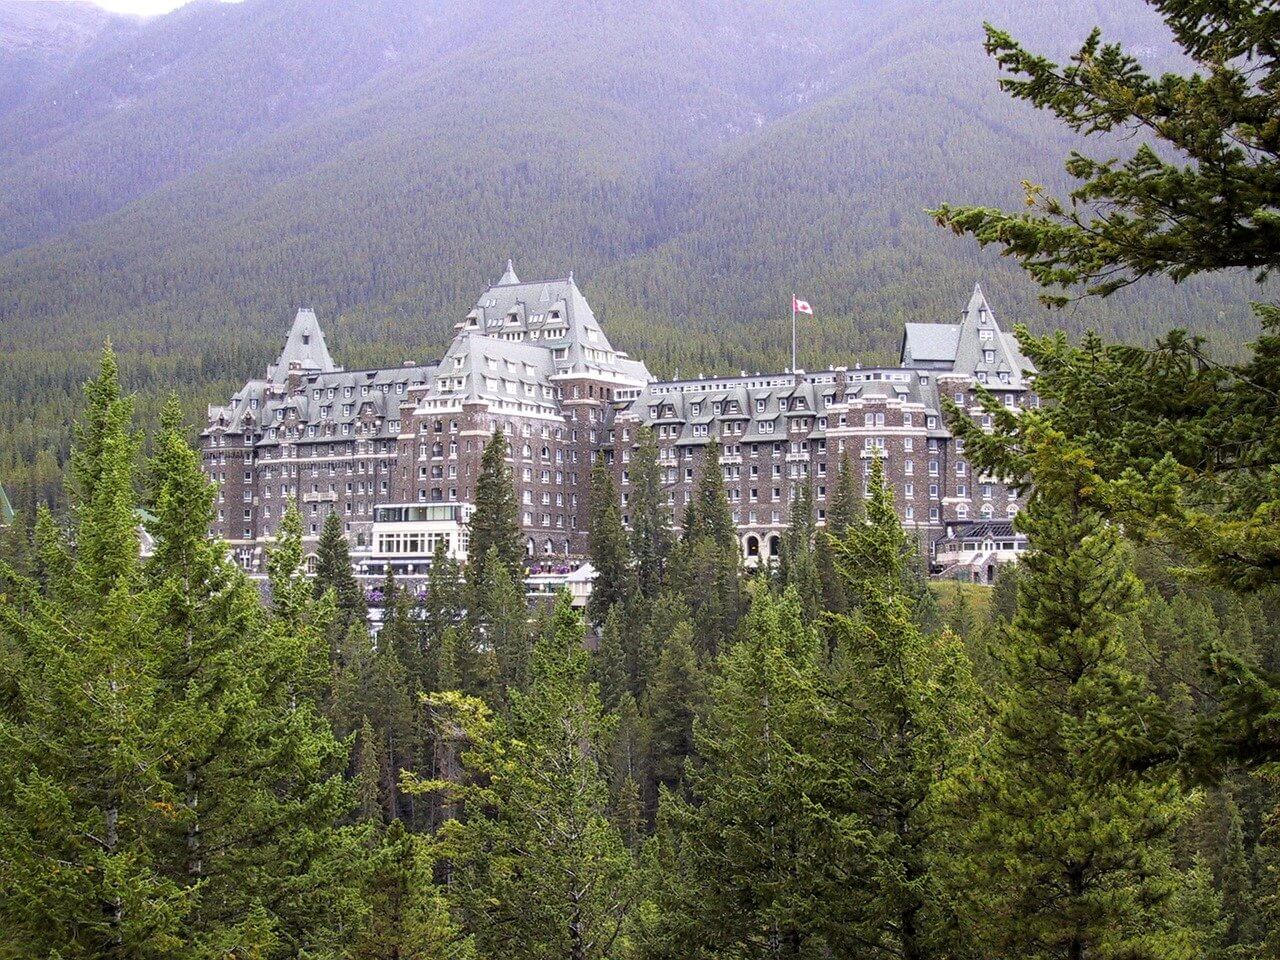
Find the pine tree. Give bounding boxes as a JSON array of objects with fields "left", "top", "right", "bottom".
[
  {"left": 951, "top": 425, "right": 1206, "bottom": 960},
  {"left": 778, "top": 478, "right": 821, "bottom": 621},
  {"left": 421, "top": 536, "right": 465, "bottom": 689},
  {"left": 825, "top": 467, "right": 982, "bottom": 960},
  {"left": 932, "top": 2, "right": 1278, "bottom": 299},
  {"left": 641, "top": 588, "right": 847, "bottom": 958},
  {"left": 351, "top": 820, "right": 474, "bottom": 960},
  {"left": 684, "top": 438, "right": 736, "bottom": 550},
  {"left": 630, "top": 592, "right": 690, "bottom": 700},
  {"left": 826, "top": 449, "right": 861, "bottom": 536},
  {"left": 0, "top": 354, "right": 361, "bottom": 956},
  {"left": 594, "top": 604, "right": 629, "bottom": 712},
  {"left": 0, "top": 350, "right": 183, "bottom": 956},
  {"left": 380, "top": 569, "right": 420, "bottom": 676},
  {"left": 671, "top": 441, "right": 742, "bottom": 658},
  {"left": 425, "top": 593, "right": 635, "bottom": 959},
  {"left": 467, "top": 429, "right": 524, "bottom": 585},
  {"left": 469, "top": 545, "right": 526, "bottom": 702},
  {"left": 587, "top": 455, "right": 636, "bottom": 623},
  {"left": 356, "top": 716, "right": 386, "bottom": 825},
  {"left": 315, "top": 509, "right": 368, "bottom": 652},
  {"left": 642, "top": 622, "right": 702, "bottom": 818},
  {"left": 1219, "top": 794, "right": 1258, "bottom": 954},
  {"left": 989, "top": 560, "right": 1021, "bottom": 625},
  {"left": 629, "top": 426, "right": 674, "bottom": 598}
]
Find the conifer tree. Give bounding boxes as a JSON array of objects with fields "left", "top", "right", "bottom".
[
  {"left": 425, "top": 593, "right": 635, "bottom": 959},
  {"left": 315, "top": 509, "right": 368, "bottom": 652},
  {"left": 420, "top": 537, "right": 465, "bottom": 690},
  {"left": 825, "top": 464, "right": 981, "bottom": 960},
  {"left": 826, "top": 449, "right": 861, "bottom": 536},
  {"left": 467, "top": 429, "right": 524, "bottom": 584},
  {"left": 469, "top": 545, "right": 526, "bottom": 702},
  {"left": 642, "top": 622, "right": 702, "bottom": 818},
  {"left": 587, "top": 455, "right": 636, "bottom": 623},
  {"left": 594, "top": 604, "right": 629, "bottom": 712},
  {"left": 778, "top": 478, "right": 821, "bottom": 621},
  {"left": 0, "top": 349, "right": 182, "bottom": 956},
  {"left": 629, "top": 592, "right": 690, "bottom": 700},
  {"left": 356, "top": 716, "right": 386, "bottom": 825},
  {"left": 1218, "top": 794, "right": 1258, "bottom": 954},
  {"left": 950, "top": 425, "right": 1206, "bottom": 960},
  {"left": 642, "top": 588, "right": 848, "bottom": 958},
  {"left": 684, "top": 439, "right": 736, "bottom": 550},
  {"left": 672, "top": 440, "right": 742, "bottom": 657},
  {"left": 0, "top": 354, "right": 360, "bottom": 956},
  {"left": 351, "top": 820, "right": 474, "bottom": 960},
  {"left": 629, "top": 425, "right": 673, "bottom": 598}
]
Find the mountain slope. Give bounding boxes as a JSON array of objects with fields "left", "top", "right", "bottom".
[
  {"left": 0, "top": 0, "right": 1265, "bottom": 514},
  {"left": 0, "top": 0, "right": 137, "bottom": 118}
]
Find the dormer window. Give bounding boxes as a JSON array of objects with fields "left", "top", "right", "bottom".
[
  {"left": 984, "top": 350, "right": 996, "bottom": 363},
  {"left": 302, "top": 335, "right": 310, "bottom": 345}
]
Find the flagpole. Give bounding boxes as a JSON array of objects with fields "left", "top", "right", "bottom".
[{"left": 791, "top": 296, "right": 797, "bottom": 373}]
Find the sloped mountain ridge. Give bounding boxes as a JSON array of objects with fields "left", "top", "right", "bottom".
[{"left": 0, "top": 0, "right": 1263, "bottom": 513}]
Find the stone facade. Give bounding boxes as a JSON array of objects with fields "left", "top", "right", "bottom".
[{"left": 202, "top": 266, "right": 1035, "bottom": 574}]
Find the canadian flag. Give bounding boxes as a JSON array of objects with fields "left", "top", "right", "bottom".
[{"left": 793, "top": 297, "right": 813, "bottom": 315}]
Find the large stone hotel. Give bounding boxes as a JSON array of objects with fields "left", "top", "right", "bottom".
[{"left": 202, "top": 263, "right": 1034, "bottom": 583}]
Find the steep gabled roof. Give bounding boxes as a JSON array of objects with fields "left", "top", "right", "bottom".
[
  {"left": 267, "top": 308, "right": 340, "bottom": 382},
  {"left": 951, "top": 284, "right": 1029, "bottom": 387},
  {"left": 901, "top": 323, "right": 961, "bottom": 365}
]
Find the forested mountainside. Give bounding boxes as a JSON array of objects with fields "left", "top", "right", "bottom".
[
  {"left": 0, "top": 0, "right": 137, "bottom": 118},
  {"left": 0, "top": 0, "right": 1264, "bottom": 514}
]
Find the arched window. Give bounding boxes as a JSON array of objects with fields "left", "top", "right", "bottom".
[{"left": 745, "top": 535, "right": 761, "bottom": 558}]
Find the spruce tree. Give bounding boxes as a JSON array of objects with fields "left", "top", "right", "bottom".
[
  {"left": 315, "top": 508, "right": 368, "bottom": 651},
  {"left": 672, "top": 440, "right": 742, "bottom": 658},
  {"left": 468, "top": 429, "right": 524, "bottom": 585},
  {"left": 826, "top": 449, "right": 861, "bottom": 536},
  {"left": 778, "top": 478, "right": 821, "bottom": 621},
  {"left": 356, "top": 716, "right": 386, "bottom": 825},
  {"left": 641, "top": 622, "right": 702, "bottom": 819},
  {"left": 586, "top": 454, "right": 636, "bottom": 623},
  {"left": 351, "top": 820, "right": 474, "bottom": 960},
  {"left": 594, "top": 604, "right": 629, "bottom": 712},
  {"left": 0, "top": 350, "right": 183, "bottom": 956},
  {"left": 641, "top": 588, "right": 847, "bottom": 958},
  {"left": 629, "top": 425, "right": 673, "bottom": 598},
  {"left": 420, "top": 537, "right": 465, "bottom": 690},
  {"left": 825, "top": 465, "right": 982, "bottom": 960},
  {"left": 1218, "top": 794, "right": 1258, "bottom": 954},
  {"left": 951, "top": 425, "right": 1206, "bottom": 960},
  {"left": 0, "top": 354, "right": 360, "bottom": 956},
  {"left": 469, "top": 545, "right": 526, "bottom": 702},
  {"left": 426, "top": 593, "right": 635, "bottom": 959}
]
